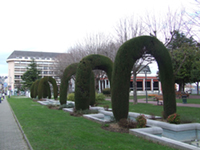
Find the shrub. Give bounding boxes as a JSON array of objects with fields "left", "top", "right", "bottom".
[
  {"left": 103, "top": 105, "right": 109, "bottom": 111},
  {"left": 102, "top": 88, "right": 111, "bottom": 95},
  {"left": 167, "top": 113, "right": 180, "bottom": 124},
  {"left": 67, "top": 93, "right": 75, "bottom": 101},
  {"left": 136, "top": 115, "right": 147, "bottom": 128},
  {"left": 95, "top": 93, "right": 106, "bottom": 103}
]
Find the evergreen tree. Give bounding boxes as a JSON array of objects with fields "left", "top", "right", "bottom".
[
  {"left": 168, "top": 31, "right": 198, "bottom": 91},
  {"left": 21, "top": 59, "right": 40, "bottom": 90}
]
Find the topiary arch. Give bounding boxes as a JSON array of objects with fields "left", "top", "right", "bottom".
[
  {"left": 75, "top": 54, "right": 113, "bottom": 110},
  {"left": 38, "top": 76, "right": 58, "bottom": 100},
  {"left": 30, "top": 82, "right": 35, "bottom": 98},
  {"left": 60, "top": 63, "right": 97, "bottom": 106},
  {"left": 60, "top": 63, "right": 79, "bottom": 105},
  {"left": 111, "top": 36, "right": 176, "bottom": 121},
  {"left": 33, "top": 79, "right": 40, "bottom": 98}
]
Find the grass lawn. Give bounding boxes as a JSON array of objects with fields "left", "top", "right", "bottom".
[
  {"left": 98, "top": 101, "right": 200, "bottom": 123},
  {"left": 7, "top": 96, "right": 176, "bottom": 150},
  {"left": 176, "top": 98, "right": 200, "bottom": 104}
]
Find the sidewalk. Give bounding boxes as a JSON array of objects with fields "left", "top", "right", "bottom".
[{"left": 0, "top": 97, "right": 30, "bottom": 150}]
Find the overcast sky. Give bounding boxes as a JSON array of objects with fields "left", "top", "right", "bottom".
[{"left": 0, "top": 0, "right": 193, "bottom": 76}]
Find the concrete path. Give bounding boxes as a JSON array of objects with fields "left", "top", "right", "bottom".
[{"left": 0, "top": 97, "right": 30, "bottom": 150}]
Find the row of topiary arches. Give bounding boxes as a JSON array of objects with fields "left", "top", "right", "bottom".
[
  {"left": 30, "top": 76, "right": 58, "bottom": 100},
  {"left": 31, "top": 36, "right": 176, "bottom": 121}
]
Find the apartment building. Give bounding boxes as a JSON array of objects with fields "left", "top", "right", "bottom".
[{"left": 6, "top": 50, "right": 66, "bottom": 92}]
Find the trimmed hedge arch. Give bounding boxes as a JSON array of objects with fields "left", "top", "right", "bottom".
[
  {"left": 60, "top": 63, "right": 79, "bottom": 105},
  {"left": 111, "top": 36, "right": 176, "bottom": 121},
  {"left": 89, "top": 72, "right": 95, "bottom": 106},
  {"left": 33, "top": 79, "right": 40, "bottom": 98},
  {"left": 38, "top": 76, "right": 58, "bottom": 100},
  {"left": 75, "top": 54, "right": 113, "bottom": 110},
  {"left": 30, "top": 82, "right": 35, "bottom": 98}
]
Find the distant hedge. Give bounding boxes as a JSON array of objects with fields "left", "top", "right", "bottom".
[
  {"left": 33, "top": 79, "right": 40, "bottom": 98},
  {"left": 89, "top": 72, "right": 95, "bottom": 106},
  {"left": 111, "top": 36, "right": 176, "bottom": 121},
  {"left": 30, "top": 82, "right": 35, "bottom": 98},
  {"left": 38, "top": 76, "right": 58, "bottom": 100},
  {"left": 75, "top": 54, "right": 113, "bottom": 110},
  {"left": 60, "top": 63, "right": 78, "bottom": 105}
]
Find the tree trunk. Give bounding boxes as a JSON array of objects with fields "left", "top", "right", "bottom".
[
  {"left": 197, "top": 82, "right": 199, "bottom": 95},
  {"left": 133, "top": 72, "right": 137, "bottom": 104},
  {"left": 178, "top": 83, "right": 182, "bottom": 91}
]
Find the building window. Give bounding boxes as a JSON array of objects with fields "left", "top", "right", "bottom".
[
  {"left": 44, "top": 71, "right": 48, "bottom": 74},
  {"left": 145, "top": 81, "right": 151, "bottom": 90},
  {"left": 153, "top": 81, "right": 159, "bottom": 90},
  {"left": 15, "top": 75, "right": 20, "bottom": 79},
  {"left": 137, "top": 81, "right": 143, "bottom": 91}
]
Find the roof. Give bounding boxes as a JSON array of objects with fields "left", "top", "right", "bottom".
[{"left": 7, "top": 50, "right": 66, "bottom": 59}]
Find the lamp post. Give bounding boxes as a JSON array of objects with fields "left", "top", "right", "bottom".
[{"left": 143, "top": 69, "right": 148, "bottom": 103}]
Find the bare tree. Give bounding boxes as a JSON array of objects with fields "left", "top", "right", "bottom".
[
  {"left": 185, "top": 0, "right": 200, "bottom": 41},
  {"left": 53, "top": 32, "right": 118, "bottom": 92},
  {"left": 142, "top": 7, "right": 193, "bottom": 46},
  {"left": 114, "top": 15, "right": 155, "bottom": 104}
]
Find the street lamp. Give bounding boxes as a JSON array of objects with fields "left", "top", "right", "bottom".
[{"left": 143, "top": 68, "right": 148, "bottom": 103}]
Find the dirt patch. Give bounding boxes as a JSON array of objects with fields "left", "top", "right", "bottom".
[{"left": 101, "top": 123, "right": 129, "bottom": 133}]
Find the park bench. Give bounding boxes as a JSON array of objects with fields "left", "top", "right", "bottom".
[
  {"left": 154, "top": 95, "right": 163, "bottom": 105},
  {"left": 176, "top": 91, "right": 189, "bottom": 99},
  {"left": 148, "top": 94, "right": 158, "bottom": 97}
]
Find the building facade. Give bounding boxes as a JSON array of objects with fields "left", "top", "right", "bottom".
[
  {"left": 98, "top": 75, "right": 161, "bottom": 95},
  {"left": 6, "top": 50, "right": 65, "bottom": 92}
]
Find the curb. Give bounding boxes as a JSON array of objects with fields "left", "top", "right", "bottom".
[{"left": 7, "top": 99, "right": 34, "bottom": 150}]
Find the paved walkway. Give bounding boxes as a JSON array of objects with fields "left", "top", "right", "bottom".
[{"left": 0, "top": 97, "right": 30, "bottom": 150}]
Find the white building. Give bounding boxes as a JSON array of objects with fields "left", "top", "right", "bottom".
[{"left": 6, "top": 50, "right": 66, "bottom": 92}]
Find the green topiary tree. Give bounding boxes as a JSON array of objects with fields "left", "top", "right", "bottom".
[
  {"left": 112, "top": 36, "right": 176, "bottom": 121},
  {"left": 60, "top": 63, "right": 78, "bottom": 105},
  {"left": 75, "top": 54, "right": 113, "bottom": 110},
  {"left": 42, "top": 81, "right": 51, "bottom": 99},
  {"left": 48, "top": 76, "right": 58, "bottom": 99},
  {"left": 38, "top": 76, "right": 58, "bottom": 100},
  {"left": 30, "top": 82, "right": 35, "bottom": 98},
  {"left": 33, "top": 79, "right": 40, "bottom": 98},
  {"left": 89, "top": 72, "right": 95, "bottom": 106}
]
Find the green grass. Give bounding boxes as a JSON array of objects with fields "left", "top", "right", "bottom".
[
  {"left": 7, "top": 96, "right": 176, "bottom": 150},
  {"left": 98, "top": 100, "right": 200, "bottom": 123},
  {"left": 128, "top": 103, "right": 200, "bottom": 123},
  {"left": 176, "top": 98, "right": 200, "bottom": 104}
]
